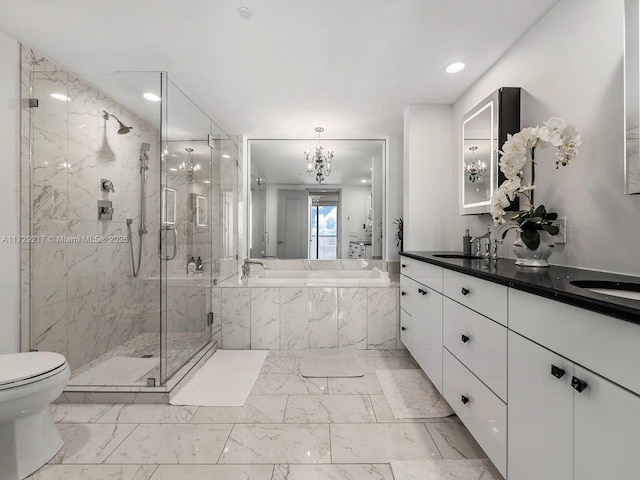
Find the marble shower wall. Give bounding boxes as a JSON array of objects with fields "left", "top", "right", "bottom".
[
  {"left": 212, "top": 285, "right": 400, "bottom": 350},
  {"left": 20, "top": 46, "right": 161, "bottom": 370}
]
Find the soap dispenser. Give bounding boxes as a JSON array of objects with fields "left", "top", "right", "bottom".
[
  {"left": 463, "top": 229, "right": 472, "bottom": 255},
  {"left": 187, "top": 256, "right": 196, "bottom": 274},
  {"left": 196, "top": 256, "right": 203, "bottom": 272}
]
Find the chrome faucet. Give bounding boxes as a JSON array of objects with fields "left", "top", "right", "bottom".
[
  {"left": 470, "top": 225, "right": 492, "bottom": 258},
  {"left": 241, "top": 258, "right": 266, "bottom": 279}
]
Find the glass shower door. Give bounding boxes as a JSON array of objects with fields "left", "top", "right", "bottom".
[{"left": 159, "top": 75, "right": 213, "bottom": 385}]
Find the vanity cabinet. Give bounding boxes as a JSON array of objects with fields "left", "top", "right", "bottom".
[
  {"left": 399, "top": 258, "right": 444, "bottom": 392},
  {"left": 508, "top": 330, "right": 640, "bottom": 480},
  {"left": 440, "top": 273, "right": 508, "bottom": 476},
  {"left": 401, "top": 252, "right": 640, "bottom": 479}
]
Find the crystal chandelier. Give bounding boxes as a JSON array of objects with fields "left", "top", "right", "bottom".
[
  {"left": 305, "top": 127, "right": 333, "bottom": 184},
  {"left": 465, "top": 146, "right": 487, "bottom": 183},
  {"left": 179, "top": 147, "right": 201, "bottom": 181}
]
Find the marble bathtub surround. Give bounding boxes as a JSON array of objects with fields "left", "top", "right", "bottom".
[{"left": 213, "top": 285, "right": 400, "bottom": 351}]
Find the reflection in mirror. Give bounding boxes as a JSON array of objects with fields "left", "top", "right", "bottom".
[
  {"left": 248, "top": 139, "right": 385, "bottom": 260},
  {"left": 162, "top": 187, "right": 176, "bottom": 225},
  {"left": 460, "top": 88, "right": 521, "bottom": 215},
  {"left": 625, "top": 0, "right": 640, "bottom": 193},
  {"left": 196, "top": 195, "right": 207, "bottom": 226},
  {"left": 463, "top": 103, "right": 493, "bottom": 209}
]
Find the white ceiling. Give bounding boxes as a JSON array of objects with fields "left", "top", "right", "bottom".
[
  {"left": 0, "top": 0, "right": 560, "bottom": 137},
  {"left": 250, "top": 139, "right": 384, "bottom": 186}
]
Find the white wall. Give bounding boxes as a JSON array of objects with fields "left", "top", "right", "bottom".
[
  {"left": 0, "top": 29, "right": 20, "bottom": 354},
  {"left": 386, "top": 135, "right": 403, "bottom": 261},
  {"left": 403, "top": 105, "right": 453, "bottom": 251},
  {"left": 449, "top": 0, "right": 639, "bottom": 274}
]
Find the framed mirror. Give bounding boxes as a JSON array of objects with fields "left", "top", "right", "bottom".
[
  {"left": 162, "top": 187, "right": 176, "bottom": 225},
  {"left": 460, "top": 87, "right": 521, "bottom": 214},
  {"left": 625, "top": 0, "right": 640, "bottom": 194},
  {"left": 247, "top": 139, "right": 386, "bottom": 260}
]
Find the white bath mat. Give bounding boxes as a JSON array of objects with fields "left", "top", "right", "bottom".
[
  {"left": 300, "top": 350, "right": 364, "bottom": 377},
  {"left": 170, "top": 350, "right": 268, "bottom": 406},
  {"left": 69, "top": 356, "right": 158, "bottom": 386},
  {"left": 376, "top": 369, "right": 454, "bottom": 418},
  {"left": 390, "top": 459, "right": 503, "bottom": 480}
]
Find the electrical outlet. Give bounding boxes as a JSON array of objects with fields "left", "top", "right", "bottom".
[{"left": 556, "top": 217, "right": 567, "bottom": 244}]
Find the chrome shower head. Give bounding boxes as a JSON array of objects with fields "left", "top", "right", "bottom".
[{"left": 102, "top": 110, "right": 133, "bottom": 135}]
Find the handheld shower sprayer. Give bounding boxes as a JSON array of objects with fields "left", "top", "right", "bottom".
[{"left": 102, "top": 110, "right": 133, "bottom": 135}]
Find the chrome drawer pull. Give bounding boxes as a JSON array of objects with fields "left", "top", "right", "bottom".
[
  {"left": 417, "top": 288, "right": 427, "bottom": 296},
  {"left": 461, "top": 334, "right": 470, "bottom": 343},
  {"left": 401, "top": 326, "right": 407, "bottom": 331},
  {"left": 461, "top": 395, "right": 470, "bottom": 405},
  {"left": 401, "top": 263, "right": 408, "bottom": 268},
  {"left": 461, "top": 287, "right": 470, "bottom": 296},
  {"left": 401, "top": 291, "right": 407, "bottom": 296},
  {"left": 551, "top": 365, "right": 565, "bottom": 379}
]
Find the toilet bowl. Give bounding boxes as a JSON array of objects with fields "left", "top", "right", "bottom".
[{"left": 0, "top": 352, "right": 70, "bottom": 480}]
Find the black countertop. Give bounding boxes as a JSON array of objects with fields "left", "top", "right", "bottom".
[{"left": 401, "top": 251, "right": 640, "bottom": 325}]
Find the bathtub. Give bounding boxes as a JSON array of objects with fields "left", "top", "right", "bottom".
[{"left": 247, "top": 267, "right": 390, "bottom": 287}]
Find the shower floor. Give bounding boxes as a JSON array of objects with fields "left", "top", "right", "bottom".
[{"left": 69, "top": 332, "right": 209, "bottom": 387}]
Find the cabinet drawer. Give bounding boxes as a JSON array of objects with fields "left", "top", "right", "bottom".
[
  {"left": 399, "top": 257, "right": 412, "bottom": 277},
  {"left": 412, "top": 261, "right": 443, "bottom": 292},
  {"left": 443, "top": 298, "right": 507, "bottom": 401},
  {"left": 400, "top": 308, "right": 411, "bottom": 348},
  {"left": 443, "top": 270, "right": 507, "bottom": 326},
  {"left": 509, "top": 288, "right": 640, "bottom": 396},
  {"left": 400, "top": 275, "right": 412, "bottom": 314},
  {"left": 443, "top": 349, "right": 506, "bottom": 477}
]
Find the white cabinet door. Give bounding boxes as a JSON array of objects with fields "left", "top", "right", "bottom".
[
  {"left": 400, "top": 274, "right": 412, "bottom": 315},
  {"left": 400, "top": 308, "right": 411, "bottom": 349},
  {"left": 574, "top": 365, "right": 640, "bottom": 480},
  {"left": 508, "top": 331, "right": 573, "bottom": 480},
  {"left": 411, "top": 283, "right": 443, "bottom": 392}
]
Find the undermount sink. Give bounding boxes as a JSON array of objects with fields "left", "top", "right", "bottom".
[
  {"left": 433, "top": 254, "right": 485, "bottom": 260},
  {"left": 570, "top": 280, "right": 640, "bottom": 301}
]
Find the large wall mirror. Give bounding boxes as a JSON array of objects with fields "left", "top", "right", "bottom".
[
  {"left": 626, "top": 0, "right": 640, "bottom": 194},
  {"left": 247, "top": 139, "right": 386, "bottom": 260},
  {"left": 460, "top": 87, "right": 521, "bottom": 214}
]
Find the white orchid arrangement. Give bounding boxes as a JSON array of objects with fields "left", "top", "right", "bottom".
[{"left": 490, "top": 117, "right": 582, "bottom": 250}]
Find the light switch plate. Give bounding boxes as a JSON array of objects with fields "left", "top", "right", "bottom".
[{"left": 556, "top": 217, "right": 567, "bottom": 244}]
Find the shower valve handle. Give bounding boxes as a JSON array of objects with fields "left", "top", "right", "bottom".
[{"left": 102, "top": 178, "right": 115, "bottom": 192}]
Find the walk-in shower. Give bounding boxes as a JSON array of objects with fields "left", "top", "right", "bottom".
[
  {"left": 127, "top": 142, "right": 150, "bottom": 278},
  {"left": 20, "top": 47, "right": 238, "bottom": 399}
]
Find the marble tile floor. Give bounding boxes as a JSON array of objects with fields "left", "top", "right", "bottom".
[
  {"left": 31, "top": 349, "right": 490, "bottom": 479},
  {"left": 69, "top": 332, "right": 208, "bottom": 387}
]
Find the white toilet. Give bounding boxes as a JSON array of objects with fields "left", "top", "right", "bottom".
[{"left": 0, "top": 352, "right": 70, "bottom": 480}]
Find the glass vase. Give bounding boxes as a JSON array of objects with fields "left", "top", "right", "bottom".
[{"left": 513, "top": 230, "right": 555, "bottom": 267}]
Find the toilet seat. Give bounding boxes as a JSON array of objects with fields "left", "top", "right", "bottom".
[{"left": 0, "top": 352, "right": 67, "bottom": 391}]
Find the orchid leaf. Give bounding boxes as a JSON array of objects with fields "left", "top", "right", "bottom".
[
  {"left": 521, "top": 229, "right": 540, "bottom": 250},
  {"left": 542, "top": 224, "right": 560, "bottom": 236}
]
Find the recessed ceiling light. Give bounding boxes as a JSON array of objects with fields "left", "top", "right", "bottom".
[
  {"left": 222, "top": 154, "right": 231, "bottom": 158},
  {"left": 143, "top": 92, "right": 161, "bottom": 102},
  {"left": 203, "top": 180, "right": 211, "bottom": 184},
  {"left": 50, "top": 93, "right": 70, "bottom": 101},
  {"left": 169, "top": 168, "right": 178, "bottom": 172},
  {"left": 446, "top": 62, "right": 466, "bottom": 74},
  {"left": 238, "top": 7, "right": 252, "bottom": 19},
  {"left": 361, "top": 179, "right": 367, "bottom": 183}
]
